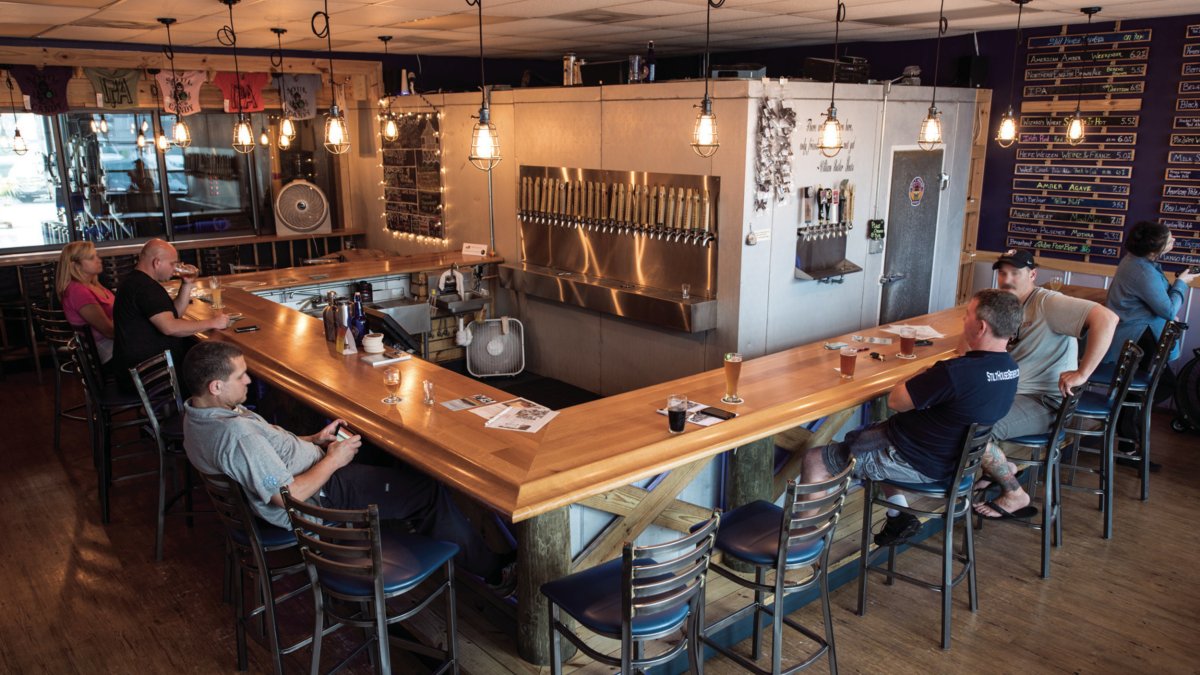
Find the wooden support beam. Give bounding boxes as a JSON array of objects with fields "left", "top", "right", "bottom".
[
  {"left": 572, "top": 458, "right": 713, "bottom": 572},
  {"left": 773, "top": 407, "right": 858, "bottom": 501},
  {"left": 577, "top": 486, "right": 711, "bottom": 533},
  {"left": 516, "top": 507, "right": 572, "bottom": 666}
]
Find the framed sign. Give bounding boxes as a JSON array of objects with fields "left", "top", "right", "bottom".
[
  {"left": 1018, "top": 132, "right": 1135, "bottom": 145},
  {"left": 382, "top": 113, "right": 444, "bottom": 239},
  {"left": 1028, "top": 47, "right": 1148, "bottom": 64},
  {"left": 1016, "top": 148, "right": 1134, "bottom": 161},
  {"left": 1009, "top": 207, "right": 1126, "bottom": 227},
  {"left": 1012, "top": 178, "right": 1130, "bottom": 195},
  {"left": 1015, "top": 164, "right": 1131, "bottom": 179},
  {"left": 1166, "top": 168, "right": 1200, "bottom": 181}
]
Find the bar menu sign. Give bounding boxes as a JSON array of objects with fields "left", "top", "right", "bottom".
[
  {"left": 1159, "top": 24, "right": 1200, "bottom": 268},
  {"left": 1008, "top": 25, "right": 1147, "bottom": 262}
]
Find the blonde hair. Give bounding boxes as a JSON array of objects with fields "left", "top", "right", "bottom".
[{"left": 55, "top": 241, "right": 99, "bottom": 299}]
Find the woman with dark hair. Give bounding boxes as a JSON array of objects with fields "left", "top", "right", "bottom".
[{"left": 1104, "top": 221, "right": 1195, "bottom": 366}]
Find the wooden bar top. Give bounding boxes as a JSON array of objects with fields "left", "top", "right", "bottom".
[
  {"left": 216, "top": 252, "right": 503, "bottom": 291},
  {"left": 187, "top": 258, "right": 965, "bottom": 522}
]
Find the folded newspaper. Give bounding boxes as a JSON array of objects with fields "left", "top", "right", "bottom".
[{"left": 472, "top": 397, "right": 558, "bottom": 433}]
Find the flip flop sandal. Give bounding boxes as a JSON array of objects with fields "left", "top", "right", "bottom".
[{"left": 975, "top": 500, "right": 1038, "bottom": 520}]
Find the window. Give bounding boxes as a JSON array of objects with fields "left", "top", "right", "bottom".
[{"left": 0, "top": 114, "right": 62, "bottom": 249}]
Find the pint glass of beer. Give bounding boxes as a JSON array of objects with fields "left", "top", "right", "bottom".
[
  {"left": 898, "top": 327, "right": 916, "bottom": 359},
  {"left": 839, "top": 347, "right": 858, "bottom": 379},
  {"left": 722, "top": 352, "right": 744, "bottom": 404}
]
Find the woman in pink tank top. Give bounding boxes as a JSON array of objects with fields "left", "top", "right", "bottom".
[{"left": 56, "top": 241, "right": 115, "bottom": 364}]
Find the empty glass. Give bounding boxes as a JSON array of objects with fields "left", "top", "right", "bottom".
[
  {"left": 422, "top": 379, "right": 435, "bottom": 405},
  {"left": 382, "top": 366, "right": 402, "bottom": 404}
]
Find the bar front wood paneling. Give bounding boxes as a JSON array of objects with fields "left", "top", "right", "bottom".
[{"left": 185, "top": 258, "right": 965, "bottom": 523}]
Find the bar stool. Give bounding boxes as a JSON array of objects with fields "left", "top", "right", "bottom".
[
  {"left": 71, "top": 327, "right": 151, "bottom": 523},
  {"left": 541, "top": 513, "right": 720, "bottom": 675},
  {"left": 857, "top": 423, "right": 992, "bottom": 650},
  {"left": 99, "top": 254, "right": 138, "bottom": 290},
  {"left": 984, "top": 388, "right": 1082, "bottom": 578},
  {"left": 282, "top": 487, "right": 460, "bottom": 675},
  {"left": 0, "top": 262, "right": 56, "bottom": 381},
  {"left": 700, "top": 465, "right": 854, "bottom": 675},
  {"left": 1061, "top": 339, "right": 1142, "bottom": 540},
  {"left": 198, "top": 472, "right": 314, "bottom": 675},
  {"left": 31, "top": 306, "right": 88, "bottom": 454},
  {"left": 129, "top": 350, "right": 200, "bottom": 561},
  {"left": 1086, "top": 321, "right": 1184, "bottom": 501}
]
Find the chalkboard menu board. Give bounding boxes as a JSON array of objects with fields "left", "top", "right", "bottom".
[
  {"left": 1159, "top": 24, "right": 1200, "bottom": 267},
  {"left": 1006, "top": 26, "right": 1149, "bottom": 261},
  {"left": 382, "top": 113, "right": 445, "bottom": 240}
]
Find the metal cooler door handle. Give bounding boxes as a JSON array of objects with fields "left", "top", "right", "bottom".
[{"left": 879, "top": 272, "right": 908, "bottom": 285}]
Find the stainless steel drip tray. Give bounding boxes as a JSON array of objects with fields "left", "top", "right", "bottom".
[{"left": 499, "top": 263, "right": 717, "bottom": 333}]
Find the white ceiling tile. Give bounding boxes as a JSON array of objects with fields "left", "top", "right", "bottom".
[{"left": 41, "top": 25, "right": 156, "bottom": 41}]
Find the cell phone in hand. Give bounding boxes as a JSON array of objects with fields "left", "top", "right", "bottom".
[{"left": 334, "top": 424, "right": 354, "bottom": 442}]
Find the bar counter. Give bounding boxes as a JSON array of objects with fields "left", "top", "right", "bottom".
[{"left": 183, "top": 255, "right": 967, "bottom": 663}]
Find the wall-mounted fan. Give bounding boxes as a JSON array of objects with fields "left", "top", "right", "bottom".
[{"left": 274, "top": 179, "right": 331, "bottom": 235}]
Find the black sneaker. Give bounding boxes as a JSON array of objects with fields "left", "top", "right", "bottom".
[{"left": 874, "top": 513, "right": 921, "bottom": 547}]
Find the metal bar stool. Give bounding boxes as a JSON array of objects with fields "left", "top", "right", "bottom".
[
  {"left": 1086, "top": 321, "right": 1185, "bottom": 501},
  {"left": 282, "top": 487, "right": 460, "bottom": 675},
  {"left": 198, "top": 472, "right": 316, "bottom": 675},
  {"left": 541, "top": 513, "right": 720, "bottom": 675},
  {"left": 857, "top": 423, "right": 992, "bottom": 650},
  {"left": 982, "top": 389, "right": 1082, "bottom": 578},
  {"left": 1061, "top": 339, "right": 1143, "bottom": 539},
  {"left": 31, "top": 306, "right": 89, "bottom": 454},
  {"left": 0, "top": 262, "right": 56, "bottom": 382},
  {"left": 700, "top": 465, "right": 854, "bottom": 675}
]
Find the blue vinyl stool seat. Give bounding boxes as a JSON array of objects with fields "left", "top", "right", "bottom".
[
  {"left": 701, "top": 467, "right": 854, "bottom": 675},
  {"left": 1083, "top": 322, "right": 1183, "bottom": 503},
  {"left": 858, "top": 424, "right": 993, "bottom": 650},
  {"left": 228, "top": 521, "right": 296, "bottom": 549},
  {"left": 987, "top": 389, "right": 1083, "bottom": 578},
  {"left": 1059, "top": 340, "right": 1143, "bottom": 539},
  {"left": 283, "top": 489, "right": 460, "bottom": 675},
  {"left": 543, "top": 514, "right": 720, "bottom": 675}
]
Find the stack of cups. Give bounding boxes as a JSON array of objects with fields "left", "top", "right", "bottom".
[{"left": 362, "top": 333, "right": 385, "bottom": 354}]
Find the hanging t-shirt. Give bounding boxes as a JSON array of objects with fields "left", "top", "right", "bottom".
[
  {"left": 154, "top": 70, "right": 206, "bottom": 117},
  {"left": 211, "top": 71, "right": 269, "bottom": 113},
  {"left": 10, "top": 65, "right": 73, "bottom": 115},
  {"left": 84, "top": 68, "right": 141, "bottom": 109},
  {"left": 279, "top": 73, "right": 322, "bottom": 120}
]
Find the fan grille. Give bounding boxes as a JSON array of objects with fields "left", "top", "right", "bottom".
[
  {"left": 277, "top": 182, "right": 329, "bottom": 232},
  {"left": 466, "top": 319, "right": 525, "bottom": 378}
]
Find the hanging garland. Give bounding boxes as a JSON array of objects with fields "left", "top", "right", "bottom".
[{"left": 753, "top": 96, "right": 796, "bottom": 211}]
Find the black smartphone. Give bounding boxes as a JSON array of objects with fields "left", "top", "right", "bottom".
[
  {"left": 334, "top": 424, "right": 354, "bottom": 442},
  {"left": 234, "top": 324, "right": 259, "bottom": 333},
  {"left": 915, "top": 339, "right": 933, "bottom": 347},
  {"left": 699, "top": 406, "right": 736, "bottom": 421},
  {"left": 1187, "top": 265, "right": 1200, "bottom": 274}
]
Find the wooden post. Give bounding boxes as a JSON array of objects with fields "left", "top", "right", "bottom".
[
  {"left": 725, "top": 437, "right": 774, "bottom": 572},
  {"left": 516, "top": 506, "right": 574, "bottom": 665}
]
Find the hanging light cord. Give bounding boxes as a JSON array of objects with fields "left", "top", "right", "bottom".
[
  {"left": 830, "top": 1, "right": 846, "bottom": 108},
  {"left": 5, "top": 71, "right": 17, "bottom": 124},
  {"left": 161, "top": 19, "right": 182, "bottom": 110},
  {"left": 1006, "top": 1, "right": 1026, "bottom": 109},
  {"left": 218, "top": 1, "right": 244, "bottom": 116},
  {"left": 931, "top": 0, "right": 947, "bottom": 108},
  {"left": 272, "top": 28, "right": 287, "bottom": 112},
  {"left": 1075, "top": 10, "right": 1098, "bottom": 113},
  {"left": 703, "top": 0, "right": 726, "bottom": 102},
  {"left": 466, "top": 0, "right": 486, "bottom": 106},
  {"left": 312, "top": 0, "right": 337, "bottom": 95}
]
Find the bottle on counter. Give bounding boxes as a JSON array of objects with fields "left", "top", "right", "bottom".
[
  {"left": 322, "top": 291, "right": 339, "bottom": 342},
  {"left": 643, "top": 41, "right": 655, "bottom": 82},
  {"left": 350, "top": 292, "right": 369, "bottom": 346}
]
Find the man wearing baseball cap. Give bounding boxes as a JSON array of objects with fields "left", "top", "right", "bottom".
[{"left": 973, "top": 249, "right": 1119, "bottom": 519}]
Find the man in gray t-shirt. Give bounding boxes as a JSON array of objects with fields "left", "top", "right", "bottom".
[
  {"left": 181, "top": 341, "right": 511, "bottom": 583},
  {"left": 974, "top": 250, "right": 1118, "bottom": 520}
]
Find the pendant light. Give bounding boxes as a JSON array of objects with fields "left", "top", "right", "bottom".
[
  {"left": 919, "top": 0, "right": 948, "bottom": 151},
  {"left": 817, "top": 0, "right": 847, "bottom": 158},
  {"left": 313, "top": 0, "right": 350, "bottom": 154},
  {"left": 378, "top": 36, "right": 400, "bottom": 142},
  {"left": 1065, "top": 7, "right": 1100, "bottom": 146},
  {"left": 158, "top": 18, "right": 191, "bottom": 148},
  {"left": 3, "top": 69, "right": 26, "bottom": 155},
  {"left": 996, "top": 0, "right": 1031, "bottom": 148},
  {"left": 148, "top": 69, "right": 171, "bottom": 151},
  {"left": 136, "top": 114, "right": 147, "bottom": 149},
  {"left": 271, "top": 28, "right": 296, "bottom": 145},
  {"left": 259, "top": 115, "right": 271, "bottom": 146},
  {"left": 466, "top": 0, "right": 500, "bottom": 170},
  {"left": 99, "top": 115, "right": 109, "bottom": 135},
  {"left": 691, "top": 0, "right": 724, "bottom": 157},
  {"left": 218, "top": 0, "right": 255, "bottom": 154}
]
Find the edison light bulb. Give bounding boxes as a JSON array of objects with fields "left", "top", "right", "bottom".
[
  {"left": 90, "top": 118, "right": 98, "bottom": 134},
  {"left": 1066, "top": 113, "right": 1085, "bottom": 145},
  {"left": 141, "top": 119, "right": 150, "bottom": 132},
  {"left": 382, "top": 115, "right": 399, "bottom": 142},
  {"left": 324, "top": 105, "right": 350, "bottom": 154},
  {"left": 996, "top": 111, "right": 1017, "bottom": 148},
  {"left": 12, "top": 128, "right": 27, "bottom": 156},
  {"left": 259, "top": 126, "right": 270, "bottom": 146},
  {"left": 279, "top": 116, "right": 296, "bottom": 140},
  {"left": 233, "top": 118, "right": 255, "bottom": 154},
  {"left": 136, "top": 131, "right": 146, "bottom": 149},
  {"left": 278, "top": 131, "right": 291, "bottom": 149},
  {"left": 817, "top": 107, "right": 843, "bottom": 158},
  {"left": 99, "top": 116, "right": 109, "bottom": 134},
  {"left": 918, "top": 106, "right": 943, "bottom": 151},
  {"left": 156, "top": 133, "right": 169, "bottom": 151},
  {"left": 172, "top": 120, "right": 191, "bottom": 148},
  {"left": 468, "top": 106, "right": 500, "bottom": 170}
]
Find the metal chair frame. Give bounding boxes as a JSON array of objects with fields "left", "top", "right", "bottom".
[
  {"left": 282, "top": 487, "right": 459, "bottom": 675},
  {"left": 198, "top": 472, "right": 316, "bottom": 675},
  {"left": 857, "top": 423, "right": 992, "bottom": 650},
  {"left": 546, "top": 513, "right": 720, "bottom": 675},
  {"left": 31, "top": 305, "right": 89, "bottom": 454},
  {"left": 1062, "top": 339, "right": 1143, "bottom": 539},
  {"left": 701, "top": 465, "right": 854, "bottom": 675},
  {"left": 0, "top": 262, "right": 56, "bottom": 382}
]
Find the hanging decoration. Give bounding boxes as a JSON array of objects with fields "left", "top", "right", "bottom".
[
  {"left": 83, "top": 68, "right": 142, "bottom": 109},
  {"left": 817, "top": 0, "right": 847, "bottom": 157},
  {"left": 691, "top": 0, "right": 724, "bottom": 157},
  {"left": 753, "top": 97, "right": 796, "bottom": 211},
  {"left": 918, "top": 0, "right": 948, "bottom": 151},
  {"left": 313, "top": 0, "right": 350, "bottom": 154}
]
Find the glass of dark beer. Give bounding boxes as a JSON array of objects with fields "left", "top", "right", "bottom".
[{"left": 667, "top": 394, "right": 688, "bottom": 434}]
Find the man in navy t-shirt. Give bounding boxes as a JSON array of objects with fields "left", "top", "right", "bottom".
[{"left": 801, "top": 289, "right": 1022, "bottom": 546}]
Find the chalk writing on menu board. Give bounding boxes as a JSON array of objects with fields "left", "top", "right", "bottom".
[
  {"left": 1009, "top": 222, "right": 1123, "bottom": 241},
  {"left": 1157, "top": 25, "right": 1200, "bottom": 260},
  {"left": 1166, "top": 169, "right": 1200, "bottom": 181},
  {"left": 1023, "top": 82, "right": 1144, "bottom": 97},
  {"left": 1174, "top": 117, "right": 1200, "bottom": 129},
  {"left": 1164, "top": 185, "right": 1200, "bottom": 198},
  {"left": 1186, "top": 44, "right": 1200, "bottom": 58},
  {"left": 1027, "top": 29, "right": 1150, "bottom": 49},
  {"left": 1012, "top": 179, "right": 1130, "bottom": 195},
  {"left": 1010, "top": 207, "right": 1125, "bottom": 227},
  {"left": 1025, "top": 64, "right": 1147, "bottom": 80},
  {"left": 1181, "top": 82, "right": 1200, "bottom": 95},
  {"left": 1016, "top": 148, "right": 1135, "bottom": 161},
  {"left": 1016, "top": 164, "right": 1131, "bottom": 178},
  {"left": 382, "top": 113, "right": 445, "bottom": 239},
  {"left": 1028, "top": 47, "right": 1148, "bottom": 64},
  {"left": 1018, "top": 132, "right": 1135, "bottom": 145}
]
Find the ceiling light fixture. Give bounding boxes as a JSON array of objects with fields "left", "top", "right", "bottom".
[
  {"left": 147, "top": 68, "right": 172, "bottom": 151},
  {"left": 313, "top": 0, "right": 350, "bottom": 154},
  {"left": 259, "top": 116, "right": 271, "bottom": 146},
  {"left": 466, "top": 0, "right": 500, "bottom": 171},
  {"left": 817, "top": 0, "right": 847, "bottom": 158},
  {"left": 919, "top": 0, "right": 948, "bottom": 151},
  {"left": 159, "top": 18, "right": 191, "bottom": 148},
  {"left": 218, "top": 0, "right": 255, "bottom": 154},
  {"left": 691, "top": 0, "right": 724, "bottom": 157},
  {"left": 378, "top": 36, "right": 400, "bottom": 142},
  {"left": 1065, "top": 6, "right": 1100, "bottom": 146},
  {"left": 3, "top": 69, "right": 27, "bottom": 155},
  {"left": 996, "top": 0, "right": 1031, "bottom": 148},
  {"left": 99, "top": 115, "right": 108, "bottom": 135},
  {"left": 270, "top": 27, "right": 296, "bottom": 146}
]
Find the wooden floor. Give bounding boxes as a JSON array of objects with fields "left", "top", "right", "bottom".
[{"left": 2, "top": 365, "right": 1198, "bottom": 674}]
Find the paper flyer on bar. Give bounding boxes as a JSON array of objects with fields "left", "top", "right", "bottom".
[{"left": 482, "top": 398, "right": 558, "bottom": 433}]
